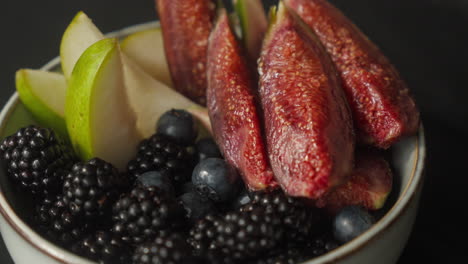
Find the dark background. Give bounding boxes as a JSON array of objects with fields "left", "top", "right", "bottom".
[{"left": 0, "top": 0, "right": 466, "bottom": 263}]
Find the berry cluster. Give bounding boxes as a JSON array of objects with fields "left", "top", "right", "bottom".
[
  {"left": 127, "top": 133, "right": 194, "bottom": 187},
  {"left": 112, "top": 186, "right": 185, "bottom": 244},
  {"left": 189, "top": 190, "right": 332, "bottom": 262},
  {"left": 63, "top": 158, "right": 128, "bottom": 218},
  {"left": 0, "top": 110, "right": 377, "bottom": 264},
  {"left": 0, "top": 126, "right": 75, "bottom": 195},
  {"left": 34, "top": 195, "right": 88, "bottom": 246}
]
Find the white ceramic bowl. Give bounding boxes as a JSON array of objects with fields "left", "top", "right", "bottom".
[{"left": 0, "top": 22, "right": 426, "bottom": 264}]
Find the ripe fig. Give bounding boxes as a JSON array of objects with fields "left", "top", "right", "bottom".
[
  {"left": 155, "top": 0, "right": 216, "bottom": 105},
  {"left": 207, "top": 9, "right": 276, "bottom": 190},
  {"left": 316, "top": 151, "right": 393, "bottom": 212},
  {"left": 258, "top": 2, "right": 354, "bottom": 199},
  {"left": 285, "top": 0, "right": 420, "bottom": 148}
]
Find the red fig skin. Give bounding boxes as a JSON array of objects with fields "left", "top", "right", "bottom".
[
  {"left": 156, "top": 0, "right": 216, "bottom": 106},
  {"left": 258, "top": 3, "right": 354, "bottom": 199},
  {"left": 207, "top": 10, "right": 277, "bottom": 190},
  {"left": 285, "top": 0, "right": 420, "bottom": 148},
  {"left": 316, "top": 151, "right": 393, "bottom": 212}
]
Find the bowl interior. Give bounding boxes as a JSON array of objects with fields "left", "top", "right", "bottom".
[
  {"left": 0, "top": 21, "right": 423, "bottom": 264},
  {"left": 0, "top": 96, "right": 422, "bottom": 264},
  {"left": 0, "top": 103, "right": 39, "bottom": 223}
]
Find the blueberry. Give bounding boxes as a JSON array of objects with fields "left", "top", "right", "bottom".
[
  {"left": 156, "top": 109, "right": 197, "bottom": 145},
  {"left": 136, "top": 170, "right": 175, "bottom": 197},
  {"left": 192, "top": 158, "right": 240, "bottom": 202},
  {"left": 179, "top": 192, "right": 216, "bottom": 222},
  {"left": 195, "top": 138, "right": 222, "bottom": 161},
  {"left": 333, "top": 206, "right": 375, "bottom": 243},
  {"left": 231, "top": 187, "right": 252, "bottom": 209}
]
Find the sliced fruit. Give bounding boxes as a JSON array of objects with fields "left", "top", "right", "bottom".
[
  {"left": 155, "top": 0, "right": 216, "bottom": 105},
  {"left": 207, "top": 10, "right": 276, "bottom": 190},
  {"left": 15, "top": 69, "right": 68, "bottom": 138},
  {"left": 258, "top": 2, "right": 354, "bottom": 198},
  {"left": 285, "top": 0, "right": 420, "bottom": 148},
  {"left": 195, "top": 138, "right": 222, "bottom": 162},
  {"left": 137, "top": 170, "right": 175, "bottom": 196},
  {"left": 156, "top": 109, "right": 198, "bottom": 146},
  {"left": 191, "top": 157, "right": 241, "bottom": 202},
  {"left": 60, "top": 11, "right": 211, "bottom": 139},
  {"left": 65, "top": 38, "right": 140, "bottom": 169},
  {"left": 121, "top": 55, "right": 207, "bottom": 138},
  {"left": 333, "top": 206, "right": 375, "bottom": 243},
  {"left": 62, "top": 12, "right": 172, "bottom": 87},
  {"left": 60, "top": 11, "right": 104, "bottom": 79},
  {"left": 121, "top": 28, "right": 173, "bottom": 87},
  {"left": 233, "top": 0, "right": 268, "bottom": 61},
  {"left": 316, "top": 152, "right": 393, "bottom": 212}
]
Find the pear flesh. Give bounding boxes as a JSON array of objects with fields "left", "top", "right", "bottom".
[
  {"left": 61, "top": 11, "right": 210, "bottom": 139},
  {"left": 65, "top": 38, "right": 140, "bottom": 169},
  {"left": 60, "top": 11, "right": 104, "bottom": 80},
  {"left": 121, "top": 28, "right": 173, "bottom": 87},
  {"left": 15, "top": 69, "right": 68, "bottom": 137},
  {"left": 122, "top": 55, "right": 203, "bottom": 138}
]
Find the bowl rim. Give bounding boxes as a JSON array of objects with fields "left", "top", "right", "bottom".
[
  {"left": 0, "top": 20, "right": 426, "bottom": 264},
  {"left": 308, "top": 127, "right": 425, "bottom": 263}
]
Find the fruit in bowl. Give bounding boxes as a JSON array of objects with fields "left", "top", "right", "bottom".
[{"left": 0, "top": 1, "right": 425, "bottom": 264}]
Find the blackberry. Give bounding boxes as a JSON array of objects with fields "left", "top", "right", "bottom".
[
  {"left": 189, "top": 204, "right": 285, "bottom": 260},
  {"left": 127, "top": 134, "right": 195, "bottom": 188},
  {"left": 189, "top": 214, "right": 220, "bottom": 252},
  {"left": 307, "top": 234, "right": 340, "bottom": 257},
  {"left": 133, "top": 231, "right": 198, "bottom": 264},
  {"left": 34, "top": 195, "right": 89, "bottom": 247},
  {"left": 246, "top": 190, "right": 324, "bottom": 242},
  {"left": 71, "top": 231, "right": 131, "bottom": 264},
  {"left": 250, "top": 247, "right": 311, "bottom": 264},
  {"left": 112, "top": 186, "right": 185, "bottom": 244},
  {"left": 189, "top": 190, "right": 326, "bottom": 261},
  {"left": 63, "top": 158, "right": 127, "bottom": 219},
  {"left": 0, "top": 125, "right": 75, "bottom": 195},
  {"left": 189, "top": 215, "right": 237, "bottom": 264},
  {"left": 249, "top": 235, "right": 338, "bottom": 264}
]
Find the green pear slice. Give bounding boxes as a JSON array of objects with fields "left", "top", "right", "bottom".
[
  {"left": 234, "top": 0, "right": 267, "bottom": 60},
  {"left": 16, "top": 69, "right": 68, "bottom": 137},
  {"left": 60, "top": 11, "right": 104, "bottom": 79},
  {"left": 62, "top": 11, "right": 172, "bottom": 87},
  {"left": 65, "top": 38, "right": 140, "bottom": 169},
  {"left": 121, "top": 28, "right": 173, "bottom": 87},
  {"left": 61, "top": 12, "right": 211, "bottom": 139},
  {"left": 121, "top": 55, "right": 206, "bottom": 138}
]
